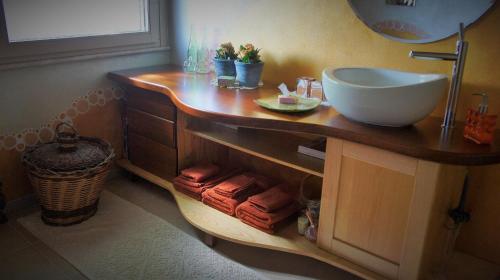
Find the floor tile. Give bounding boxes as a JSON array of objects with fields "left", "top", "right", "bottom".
[
  {"left": 0, "top": 223, "right": 32, "bottom": 260},
  {"left": 0, "top": 246, "right": 68, "bottom": 280},
  {"left": 106, "top": 176, "right": 198, "bottom": 236},
  {"left": 32, "top": 241, "right": 88, "bottom": 280}
]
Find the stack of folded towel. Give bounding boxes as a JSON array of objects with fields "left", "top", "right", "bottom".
[
  {"left": 236, "top": 185, "right": 299, "bottom": 234},
  {"left": 202, "top": 172, "right": 274, "bottom": 216},
  {"left": 173, "top": 164, "right": 241, "bottom": 200}
]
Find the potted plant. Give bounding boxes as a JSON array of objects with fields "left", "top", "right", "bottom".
[
  {"left": 235, "top": 43, "right": 263, "bottom": 88},
  {"left": 213, "top": 42, "right": 237, "bottom": 77}
]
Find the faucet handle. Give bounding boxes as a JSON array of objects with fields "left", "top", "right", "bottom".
[{"left": 459, "top": 22, "right": 465, "bottom": 41}]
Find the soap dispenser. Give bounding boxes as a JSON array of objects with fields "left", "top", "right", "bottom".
[{"left": 463, "top": 93, "right": 497, "bottom": 144}]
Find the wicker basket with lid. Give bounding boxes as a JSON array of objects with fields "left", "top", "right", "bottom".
[{"left": 22, "top": 122, "right": 115, "bottom": 226}]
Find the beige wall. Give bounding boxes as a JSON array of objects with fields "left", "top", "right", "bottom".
[
  {"left": 171, "top": 0, "right": 499, "bottom": 119},
  {"left": 170, "top": 0, "right": 500, "bottom": 264}
]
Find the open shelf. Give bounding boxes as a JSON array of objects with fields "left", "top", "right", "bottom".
[
  {"left": 117, "top": 159, "right": 384, "bottom": 280},
  {"left": 184, "top": 122, "right": 324, "bottom": 178}
]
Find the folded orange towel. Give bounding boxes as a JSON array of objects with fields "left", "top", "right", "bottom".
[
  {"left": 174, "top": 183, "right": 206, "bottom": 200},
  {"left": 238, "top": 214, "right": 296, "bottom": 234},
  {"left": 247, "top": 185, "right": 294, "bottom": 213},
  {"left": 180, "top": 163, "right": 220, "bottom": 183},
  {"left": 174, "top": 168, "right": 243, "bottom": 200},
  {"left": 236, "top": 201, "right": 299, "bottom": 234},
  {"left": 201, "top": 187, "right": 260, "bottom": 216},
  {"left": 244, "top": 172, "right": 275, "bottom": 190},
  {"left": 214, "top": 174, "right": 256, "bottom": 198},
  {"left": 173, "top": 176, "right": 204, "bottom": 188}
]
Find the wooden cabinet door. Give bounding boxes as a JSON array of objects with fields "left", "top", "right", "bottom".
[
  {"left": 317, "top": 138, "right": 466, "bottom": 280},
  {"left": 318, "top": 138, "right": 418, "bottom": 279}
]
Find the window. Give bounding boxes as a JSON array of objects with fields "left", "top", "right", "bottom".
[
  {"left": 0, "top": 0, "right": 167, "bottom": 67},
  {"left": 3, "top": 0, "right": 149, "bottom": 42}
]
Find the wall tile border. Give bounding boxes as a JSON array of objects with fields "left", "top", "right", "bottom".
[{"left": 0, "top": 87, "right": 124, "bottom": 152}]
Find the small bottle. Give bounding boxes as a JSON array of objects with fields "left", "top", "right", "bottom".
[
  {"left": 297, "top": 213, "right": 309, "bottom": 235},
  {"left": 183, "top": 26, "right": 198, "bottom": 73},
  {"left": 463, "top": 93, "right": 497, "bottom": 145},
  {"left": 304, "top": 210, "right": 318, "bottom": 242},
  {"left": 196, "top": 28, "right": 211, "bottom": 74}
]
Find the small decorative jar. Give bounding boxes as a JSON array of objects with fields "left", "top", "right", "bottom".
[
  {"left": 297, "top": 212, "right": 309, "bottom": 235},
  {"left": 299, "top": 175, "right": 321, "bottom": 220},
  {"left": 22, "top": 122, "right": 114, "bottom": 226}
]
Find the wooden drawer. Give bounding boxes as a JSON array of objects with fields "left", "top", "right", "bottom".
[
  {"left": 126, "top": 87, "right": 176, "bottom": 121},
  {"left": 127, "top": 108, "right": 176, "bottom": 148},
  {"left": 128, "top": 132, "right": 177, "bottom": 179}
]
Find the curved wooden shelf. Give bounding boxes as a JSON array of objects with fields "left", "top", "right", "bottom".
[
  {"left": 117, "top": 159, "right": 384, "bottom": 280},
  {"left": 184, "top": 122, "right": 324, "bottom": 177},
  {"left": 108, "top": 65, "right": 500, "bottom": 166}
]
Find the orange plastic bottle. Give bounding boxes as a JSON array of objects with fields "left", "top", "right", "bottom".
[{"left": 463, "top": 93, "right": 497, "bottom": 145}]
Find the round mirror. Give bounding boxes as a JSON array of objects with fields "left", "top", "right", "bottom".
[{"left": 348, "top": 0, "right": 495, "bottom": 44}]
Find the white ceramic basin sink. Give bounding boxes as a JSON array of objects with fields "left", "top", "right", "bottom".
[{"left": 322, "top": 67, "right": 448, "bottom": 127}]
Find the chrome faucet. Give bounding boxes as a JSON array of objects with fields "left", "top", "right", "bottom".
[{"left": 409, "top": 23, "right": 468, "bottom": 129}]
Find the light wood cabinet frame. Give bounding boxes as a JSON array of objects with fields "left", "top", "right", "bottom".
[{"left": 318, "top": 137, "right": 466, "bottom": 279}]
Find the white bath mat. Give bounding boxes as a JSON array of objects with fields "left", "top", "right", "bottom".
[{"left": 18, "top": 191, "right": 262, "bottom": 280}]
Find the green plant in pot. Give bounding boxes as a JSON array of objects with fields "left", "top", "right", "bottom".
[
  {"left": 213, "top": 42, "right": 237, "bottom": 77},
  {"left": 235, "top": 43, "right": 263, "bottom": 88}
]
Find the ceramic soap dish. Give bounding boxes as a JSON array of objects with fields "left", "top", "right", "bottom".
[{"left": 254, "top": 95, "right": 321, "bottom": 113}]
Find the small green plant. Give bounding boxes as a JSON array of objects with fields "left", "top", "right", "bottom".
[
  {"left": 215, "top": 42, "right": 237, "bottom": 60},
  {"left": 237, "top": 43, "right": 261, "bottom": 64}
]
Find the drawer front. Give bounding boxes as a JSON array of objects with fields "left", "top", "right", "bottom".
[
  {"left": 126, "top": 87, "right": 176, "bottom": 121},
  {"left": 128, "top": 132, "right": 177, "bottom": 179},
  {"left": 127, "top": 108, "right": 176, "bottom": 148}
]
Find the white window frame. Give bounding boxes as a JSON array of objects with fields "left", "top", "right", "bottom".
[{"left": 0, "top": 0, "right": 168, "bottom": 69}]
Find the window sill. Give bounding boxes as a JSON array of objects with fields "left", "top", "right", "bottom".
[{"left": 0, "top": 45, "right": 170, "bottom": 71}]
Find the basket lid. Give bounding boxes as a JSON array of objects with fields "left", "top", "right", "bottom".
[{"left": 23, "top": 123, "right": 111, "bottom": 172}]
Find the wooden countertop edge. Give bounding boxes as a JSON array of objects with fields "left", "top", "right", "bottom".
[{"left": 108, "top": 72, "right": 500, "bottom": 166}]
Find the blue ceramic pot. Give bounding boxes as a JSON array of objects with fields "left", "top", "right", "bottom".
[
  {"left": 235, "top": 61, "right": 264, "bottom": 88},
  {"left": 213, "top": 58, "right": 236, "bottom": 77}
]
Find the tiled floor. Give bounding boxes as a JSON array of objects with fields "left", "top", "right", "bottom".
[
  {"left": 1, "top": 173, "right": 499, "bottom": 280},
  {"left": 0, "top": 206, "right": 88, "bottom": 280}
]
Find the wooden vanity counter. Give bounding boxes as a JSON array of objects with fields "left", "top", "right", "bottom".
[
  {"left": 109, "top": 65, "right": 500, "bottom": 166},
  {"left": 110, "top": 65, "right": 500, "bottom": 279}
]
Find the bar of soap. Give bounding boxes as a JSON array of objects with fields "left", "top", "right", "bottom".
[{"left": 278, "top": 95, "right": 298, "bottom": 104}]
